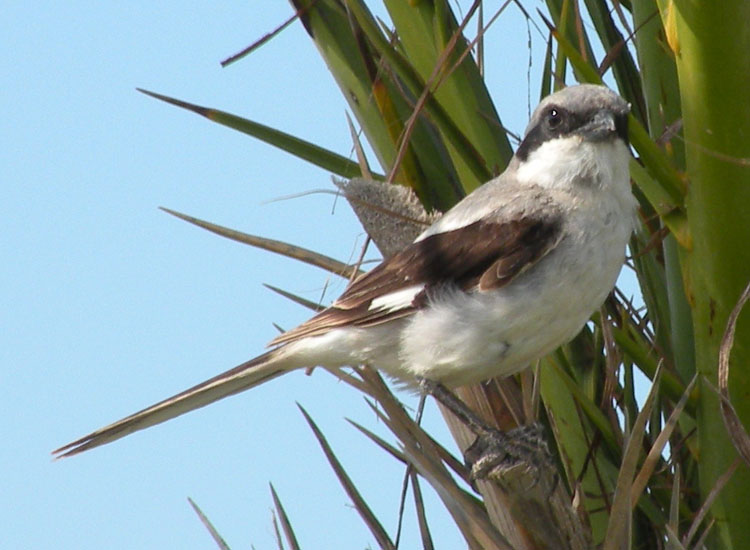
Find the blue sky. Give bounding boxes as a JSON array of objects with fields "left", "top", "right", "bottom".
[{"left": 2, "top": 2, "right": 632, "bottom": 549}]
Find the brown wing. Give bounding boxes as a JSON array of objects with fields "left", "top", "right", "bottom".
[{"left": 269, "top": 215, "right": 562, "bottom": 346}]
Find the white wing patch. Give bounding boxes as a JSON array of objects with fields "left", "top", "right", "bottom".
[{"left": 369, "top": 285, "right": 424, "bottom": 313}]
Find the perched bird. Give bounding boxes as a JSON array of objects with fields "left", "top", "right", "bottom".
[{"left": 54, "top": 84, "right": 636, "bottom": 458}]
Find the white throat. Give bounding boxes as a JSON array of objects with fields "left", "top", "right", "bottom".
[{"left": 517, "top": 136, "right": 630, "bottom": 195}]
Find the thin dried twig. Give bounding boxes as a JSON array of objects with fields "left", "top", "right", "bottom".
[
  {"left": 387, "top": 0, "right": 513, "bottom": 186},
  {"left": 411, "top": 470, "right": 436, "bottom": 550},
  {"left": 386, "top": 0, "right": 484, "bottom": 185},
  {"left": 669, "top": 464, "right": 681, "bottom": 539},
  {"left": 690, "top": 517, "right": 716, "bottom": 550},
  {"left": 346, "top": 111, "right": 373, "bottom": 181},
  {"left": 220, "top": 2, "right": 317, "bottom": 67},
  {"left": 394, "top": 462, "right": 413, "bottom": 546}
]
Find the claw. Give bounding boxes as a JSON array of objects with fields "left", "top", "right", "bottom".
[
  {"left": 466, "top": 423, "right": 553, "bottom": 482},
  {"left": 417, "top": 378, "right": 554, "bottom": 483}
]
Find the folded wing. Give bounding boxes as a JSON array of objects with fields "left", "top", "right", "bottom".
[{"left": 270, "top": 214, "right": 563, "bottom": 346}]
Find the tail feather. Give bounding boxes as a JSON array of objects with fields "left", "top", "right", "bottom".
[{"left": 53, "top": 349, "right": 288, "bottom": 458}]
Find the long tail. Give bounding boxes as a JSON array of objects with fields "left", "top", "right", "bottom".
[{"left": 53, "top": 349, "right": 289, "bottom": 458}]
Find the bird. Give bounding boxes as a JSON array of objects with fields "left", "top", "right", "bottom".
[{"left": 54, "top": 84, "right": 636, "bottom": 459}]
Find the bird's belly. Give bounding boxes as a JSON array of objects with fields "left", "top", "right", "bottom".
[{"left": 396, "top": 236, "right": 625, "bottom": 387}]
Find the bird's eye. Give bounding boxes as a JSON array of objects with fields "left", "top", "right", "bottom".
[{"left": 547, "top": 108, "right": 563, "bottom": 129}]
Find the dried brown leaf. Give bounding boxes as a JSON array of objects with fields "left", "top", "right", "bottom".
[
  {"left": 263, "top": 283, "right": 325, "bottom": 312},
  {"left": 683, "top": 457, "right": 740, "bottom": 548},
  {"left": 356, "top": 368, "right": 513, "bottom": 550},
  {"left": 160, "top": 207, "right": 361, "bottom": 278},
  {"left": 603, "top": 363, "right": 663, "bottom": 550},
  {"left": 297, "top": 403, "right": 396, "bottom": 550},
  {"left": 631, "top": 375, "right": 697, "bottom": 508},
  {"left": 717, "top": 280, "right": 750, "bottom": 465},
  {"left": 270, "top": 483, "right": 301, "bottom": 550},
  {"left": 346, "top": 418, "right": 407, "bottom": 464}
]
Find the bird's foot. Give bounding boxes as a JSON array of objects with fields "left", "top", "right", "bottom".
[
  {"left": 416, "top": 377, "right": 552, "bottom": 481},
  {"left": 465, "top": 423, "right": 552, "bottom": 481}
]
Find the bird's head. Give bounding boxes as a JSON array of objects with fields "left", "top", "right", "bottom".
[{"left": 516, "top": 84, "right": 630, "bottom": 162}]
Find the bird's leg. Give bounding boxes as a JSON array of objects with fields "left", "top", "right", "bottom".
[
  {"left": 417, "top": 377, "right": 496, "bottom": 437},
  {"left": 418, "top": 378, "right": 552, "bottom": 481}
]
